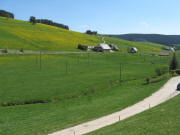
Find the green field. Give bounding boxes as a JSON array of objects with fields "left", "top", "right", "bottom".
[
  {"left": 86, "top": 52, "right": 180, "bottom": 135},
  {"left": 0, "top": 17, "right": 165, "bottom": 53},
  {"left": 0, "top": 79, "right": 168, "bottom": 135},
  {"left": 0, "top": 52, "right": 173, "bottom": 135},
  {"left": 0, "top": 16, "right": 177, "bottom": 135},
  {"left": 87, "top": 92, "right": 180, "bottom": 135},
  {"left": 0, "top": 53, "right": 171, "bottom": 106}
]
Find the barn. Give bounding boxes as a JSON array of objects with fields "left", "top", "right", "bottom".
[
  {"left": 129, "top": 47, "right": 138, "bottom": 53},
  {"left": 159, "top": 53, "right": 169, "bottom": 56},
  {"left": 94, "top": 43, "right": 111, "bottom": 52},
  {"left": 109, "top": 44, "right": 119, "bottom": 51}
]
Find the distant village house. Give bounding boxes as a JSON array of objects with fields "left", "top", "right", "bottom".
[
  {"left": 159, "top": 53, "right": 169, "bottom": 56},
  {"left": 162, "top": 47, "right": 175, "bottom": 52},
  {"left": 129, "top": 47, "right": 138, "bottom": 53},
  {"left": 93, "top": 43, "right": 111, "bottom": 52},
  {"left": 87, "top": 45, "right": 94, "bottom": 51},
  {"left": 109, "top": 44, "right": 119, "bottom": 51}
]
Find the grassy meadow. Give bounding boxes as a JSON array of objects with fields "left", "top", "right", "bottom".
[
  {"left": 0, "top": 16, "right": 177, "bottom": 135},
  {"left": 0, "top": 17, "right": 166, "bottom": 53},
  {"left": 0, "top": 53, "right": 171, "bottom": 106},
  {"left": 86, "top": 52, "right": 180, "bottom": 135},
  {"left": 87, "top": 92, "right": 180, "bottom": 135},
  {"left": 0, "top": 51, "right": 173, "bottom": 135}
]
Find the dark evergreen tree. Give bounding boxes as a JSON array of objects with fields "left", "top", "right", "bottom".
[
  {"left": 170, "top": 53, "right": 179, "bottom": 71},
  {"left": 29, "top": 16, "right": 36, "bottom": 25}
]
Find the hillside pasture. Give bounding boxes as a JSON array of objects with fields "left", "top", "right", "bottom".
[
  {"left": 0, "top": 52, "right": 171, "bottom": 106},
  {"left": 0, "top": 17, "right": 167, "bottom": 53},
  {"left": 0, "top": 51, "right": 173, "bottom": 135}
]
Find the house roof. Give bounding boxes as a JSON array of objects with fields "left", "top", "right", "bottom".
[
  {"left": 159, "top": 53, "right": 169, "bottom": 56},
  {"left": 170, "top": 48, "right": 175, "bottom": 52},
  {"left": 97, "top": 43, "right": 111, "bottom": 50},
  {"left": 131, "top": 47, "right": 138, "bottom": 52}
]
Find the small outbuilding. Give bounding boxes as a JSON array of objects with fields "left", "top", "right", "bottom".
[
  {"left": 109, "top": 44, "right": 119, "bottom": 51},
  {"left": 159, "top": 53, "right": 169, "bottom": 56},
  {"left": 93, "top": 43, "right": 111, "bottom": 52},
  {"left": 162, "top": 47, "right": 175, "bottom": 52},
  {"left": 87, "top": 45, "right": 94, "bottom": 51},
  {"left": 129, "top": 47, "right": 138, "bottom": 53},
  {"left": 170, "top": 47, "right": 175, "bottom": 52}
]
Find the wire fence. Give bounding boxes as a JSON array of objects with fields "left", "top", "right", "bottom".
[{"left": 0, "top": 52, "right": 172, "bottom": 106}]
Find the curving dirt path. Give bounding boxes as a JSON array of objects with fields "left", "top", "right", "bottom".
[{"left": 49, "top": 76, "right": 180, "bottom": 135}]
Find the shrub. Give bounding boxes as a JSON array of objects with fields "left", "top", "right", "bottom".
[
  {"left": 155, "top": 66, "right": 169, "bottom": 76},
  {"left": 77, "top": 44, "right": 87, "bottom": 50},
  {"left": 2, "top": 48, "right": 8, "bottom": 53},
  {"left": 176, "top": 69, "right": 180, "bottom": 75},
  {"left": 150, "top": 75, "right": 169, "bottom": 83},
  {"left": 2, "top": 102, "right": 9, "bottom": 107},
  {"left": 19, "top": 48, "right": 24, "bottom": 53},
  {"left": 170, "top": 70, "right": 176, "bottom": 76},
  {"left": 146, "top": 77, "right": 150, "bottom": 84}
]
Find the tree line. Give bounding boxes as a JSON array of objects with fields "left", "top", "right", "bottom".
[
  {"left": 0, "top": 10, "right": 14, "bottom": 19},
  {"left": 108, "top": 34, "right": 180, "bottom": 46},
  {"left": 0, "top": 10, "right": 69, "bottom": 30},
  {"left": 86, "top": 30, "right": 98, "bottom": 35},
  {"left": 30, "top": 16, "right": 69, "bottom": 30}
]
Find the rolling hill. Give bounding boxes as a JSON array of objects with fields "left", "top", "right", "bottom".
[
  {"left": 107, "top": 34, "right": 180, "bottom": 46},
  {"left": 0, "top": 16, "right": 176, "bottom": 135},
  {"left": 0, "top": 17, "right": 166, "bottom": 53}
]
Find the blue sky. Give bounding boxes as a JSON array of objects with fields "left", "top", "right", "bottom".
[{"left": 0, "top": 0, "right": 180, "bottom": 34}]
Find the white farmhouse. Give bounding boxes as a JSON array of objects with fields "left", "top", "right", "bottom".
[
  {"left": 129, "top": 47, "right": 138, "bottom": 53},
  {"left": 94, "top": 43, "right": 111, "bottom": 52}
]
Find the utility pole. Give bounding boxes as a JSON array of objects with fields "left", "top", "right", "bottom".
[
  {"left": 77, "top": 56, "right": 80, "bottom": 64},
  {"left": 119, "top": 63, "right": 122, "bottom": 83},
  {"left": 88, "top": 53, "right": 90, "bottom": 65},
  {"left": 66, "top": 61, "right": 68, "bottom": 74},
  {"left": 40, "top": 51, "right": 42, "bottom": 69},
  {"left": 36, "top": 55, "right": 38, "bottom": 64}
]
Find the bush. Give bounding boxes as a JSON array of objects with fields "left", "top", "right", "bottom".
[
  {"left": 77, "top": 44, "right": 87, "bottom": 50},
  {"left": 150, "top": 74, "right": 169, "bottom": 83},
  {"left": 1, "top": 48, "right": 8, "bottom": 53},
  {"left": 170, "top": 70, "right": 176, "bottom": 76},
  {"left": 19, "top": 48, "right": 24, "bottom": 53},
  {"left": 146, "top": 77, "right": 150, "bottom": 84},
  {"left": 2, "top": 102, "right": 9, "bottom": 107},
  {"left": 176, "top": 69, "right": 180, "bottom": 75},
  {"left": 155, "top": 66, "right": 169, "bottom": 76}
]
